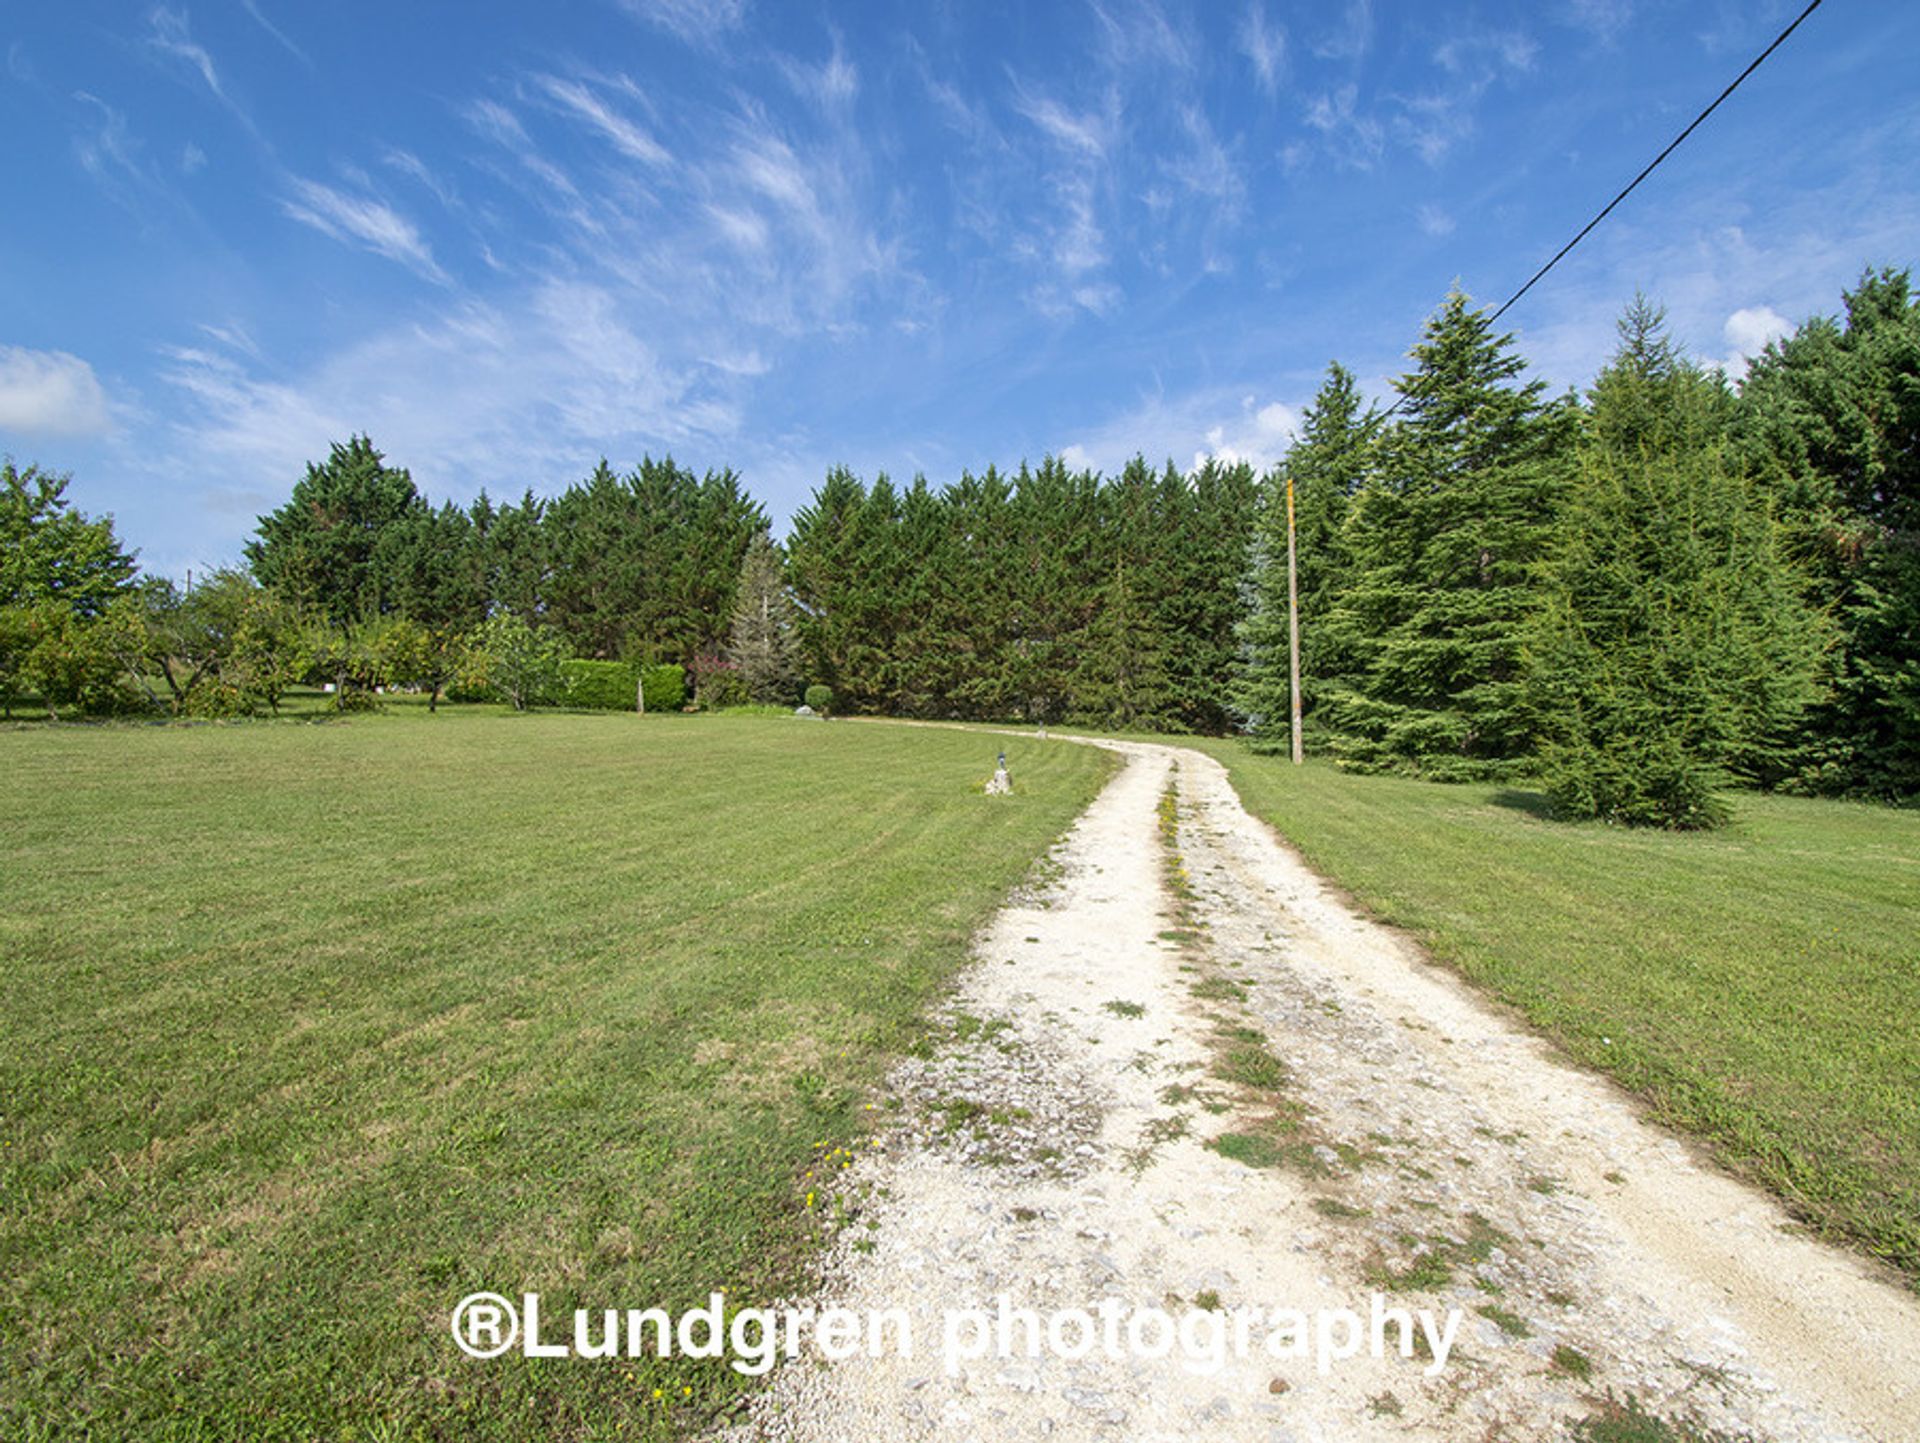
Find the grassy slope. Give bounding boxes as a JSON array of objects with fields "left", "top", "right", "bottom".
[
  {"left": 0, "top": 712, "right": 1113, "bottom": 1441},
  {"left": 1176, "top": 742, "right": 1920, "bottom": 1287}
]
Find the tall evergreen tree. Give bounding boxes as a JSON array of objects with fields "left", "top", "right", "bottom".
[
  {"left": 1735, "top": 267, "right": 1920, "bottom": 798},
  {"left": 787, "top": 466, "right": 870, "bottom": 703},
  {"left": 1069, "top": 561, "right": 1173, "bottom": 732},
  {"left": 247, "top": 436, "right": 424, "bottom": 625},
  {"left": 1527, "top": 301, "right": 1829, "bottom": 825},
  {"left": 727, "top": 531, "right": 800, "bottom": 703},
  {"left": 1316, "top": 290, "right": 1573, "bottom": 777}
]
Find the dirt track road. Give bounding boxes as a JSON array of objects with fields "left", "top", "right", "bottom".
[{"left": 728, "top": 738, "right": 1920, "bottom": 1442}]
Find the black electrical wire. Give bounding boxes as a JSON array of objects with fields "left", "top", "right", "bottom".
[
  {"left": 1376, "top": 0, "right": 1826, "bottom": 418},
  {"left": 1487, "top": 0, "right": 1825, "bottom": 325}
]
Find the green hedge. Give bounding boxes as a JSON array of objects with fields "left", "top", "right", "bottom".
[
  {"left": 560, "top": 660, "right": 689, "bottom": 712},
  {"left": 641, "top": 663, "right": 686, "bottom": 712},
  {"left": 561, "top": 660, "right": 639, "bottom": 710}
]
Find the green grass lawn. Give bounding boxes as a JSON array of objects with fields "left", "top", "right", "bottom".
[
  {"left": 1180, "top": 742, "right": 1920, "bottom": 1288},
  {"left": 0, "top": 711, "right": 1113, "bottom": 1441}
]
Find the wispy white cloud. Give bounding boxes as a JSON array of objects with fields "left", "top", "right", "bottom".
[
  {"left": 1560, "top": 0, "right": 1635, "bottom": 43},
  {"left": 1238, "top": 4, "right": 1287, "bottom": 97},
  {"left": 1088, "top": 0, "right": 1193, "bottom": 73},
  {"left": 181, "top": 141, "right": 206, "bottom": 175},
  {"left": 534, "top": 74, "right": 672, "bottom": 168},
  {"left": 1013, "top": 88, "right": 1114, "bottom": 160},
  {"left": 616, "top": 0, "right": 748, "bottom": 47},
  {"left": 706, "top": 203, "right": 769, "bottom": 252},
  {"left": 465, "top": 98, "right": 530, "bottom": 148},
  {"left": 1165, "top": 105, "right": 1243, "bottom": 216},
  {"left": 0, "top": 345, "right": 114, "bottom": 438},
  {"left": 147, "top": 6, "right": 223, "bottom": 100},
  {"left": 1302, "top": 85, "right": 1384, "bottom": 169},
  {"left": 157, "top": 282, "right": 745, "bottom": 512},
  {"left": 1417, "top": 203, "right": 1455, "bottom": 237},
  {"left": 777, "top": 36, "right": 858, "bottom": 109},
  {"left": 68, "top": 92, "right": 171, "bottom": 217},
  {"left": 1310, "top": 0, "right": 1373, "bottom": 62},
  {"left": 280, "top": 177, "right": 449, "bottom": 283},
  {"left": 238, "top": 0, "right": 312, "bottom": 67}
]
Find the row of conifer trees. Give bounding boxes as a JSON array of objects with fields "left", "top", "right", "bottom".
[
  {"left": 10, "top": 271, "right": 1912, "bottom": 820},
  {"left": 1231, "top": 273, "right": 1916, "bottom": 819}
]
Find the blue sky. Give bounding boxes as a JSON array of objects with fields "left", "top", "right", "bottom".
[{"left": 3, "top": 1, "right": 1916, "bottom": 578}]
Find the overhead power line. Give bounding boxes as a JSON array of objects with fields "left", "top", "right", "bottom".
[
  {"left": 1487, "top": 0, "right": 1824, "bottom": 325},
  {"left": 1373, "top": 0, "right": 1825, "bottom": 421}
]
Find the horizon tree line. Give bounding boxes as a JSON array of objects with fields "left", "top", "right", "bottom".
[{"left": 4, "top": 266, "right": 1914, "bottom": 822}]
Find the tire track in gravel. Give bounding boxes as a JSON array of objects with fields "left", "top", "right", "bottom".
[{"left": 722, "top": 736, "right": 1920, "bottom": 1442}]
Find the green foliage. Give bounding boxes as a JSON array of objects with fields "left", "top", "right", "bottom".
[
  {"left": 371, "top": 614, "right": 464, "bottom": 712},
  {"left": 785, "top": 454, "right": 1254, "bottom": 729},
  {"left": 305, "top": 619, "right": 390, "bottom": 711},
  {"left": 641, "top": 662, "right": 687, "bottom": 712},
  {"left": 0, "top": 460, "right": 137, "bottom": 618},
  {"left": 727, "top": 531, "right": 800, "bottom": 703},
  {"left": 1070, "top": 561, "right": 1175, "bottom": 731},
  {"left": 0, "top": 603, "right": 33, "bottom": 716},
  {"left": 805, "top": 683, "right": 833, "bottom": 714},
  {"left": 246, "top": 436, "right": 425, "bottom": 626},
  {"left": 1736, "top": 267, "right": 1920, "bottom": 798},
  {"left": 697, "top": 665, "right": 748, "bottom": 710},
  {"left": 1528, "top": 307, "right": 1829, "bottom": 828},
  {"left": 560, "top": 658, "right": 640, "bottom": 711},
  {"left": 15, "top": 599, "right": 139, "bottom": 717},
  {"left": 463, "top": 612, "right": 566, "bottom": 711},
  {"left": 1312, "top": 290, "right": 1574, "bottom": 778},
  {"left": 1537, "top": 728, "right": 1730, "bottom": 830},
  {"left": 537, "top": 457, "right": 764, "bottom": 663},
  {"left": 109, "top": 570, "right": 310, "bottom": 717}
]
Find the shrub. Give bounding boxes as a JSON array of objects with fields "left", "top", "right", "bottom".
[
  {"left": 805, "top": 684, "right": 833, "bottom": 715},
  {"left": 698, "top": 668, "right": 748, "bottom": 710},
  {"left": 1540, "top": 730, "right": 1730, "bottom": 830},
  {"left": 561, "top": 659, "right": 640, "bottom": 711},
  {"left": 462, "top": 612, "right": 566, "bottom": 711},
  {"left": 181, "top": 679, "right": 259, "bottom": 720},
  {"left": 641, "top": 663, "right": 686, "bottom": 712}
]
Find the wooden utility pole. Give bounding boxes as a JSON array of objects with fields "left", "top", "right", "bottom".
[{"left": 1287, "top": 473, "right": 1303, "bottom": 765}]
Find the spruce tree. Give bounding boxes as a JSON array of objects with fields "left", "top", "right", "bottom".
[
  {"left": 726, "top": 531, "right": 800, "bottom": 704},
  {"left": 1527, "top": 300, "right": 1828, "bottom": 825},
  {"left": 1527, "top": 449, "right": 1827, "bottom": 825},
  {"left": 1069, "top": 561, "right": 1174, "bottom": 731},
  {"left": 1315, "top": 291, "right": 1572, "bottom": 777},
  {"left": 1735, "top": 267, "right": 1920, "bottom": 798},
  {"left": 786, "top": 467, "right": 872, "bottom": 707}
]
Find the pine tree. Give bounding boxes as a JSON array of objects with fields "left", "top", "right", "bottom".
[
  {"left": 1527, "top": 448, "right": 1827, "bottom": 825},
  {"left": 1735, "top": 267, "right": 1920, "bottom": 798},
  {"left": 1315, "top": 291, "right": 1572, "bottom": 777},
  {"left": 1069, "top": 561, "right": 1173, "bottom": 731},
  {"left": 1527, "top": 300, "right": 1829, "bottom": 826},
  {"left": 727, "top": 532, "right": 800, "bottom": 704},
  {"left": 787, "top": 467, "right": 871, "bottom": 707}
]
